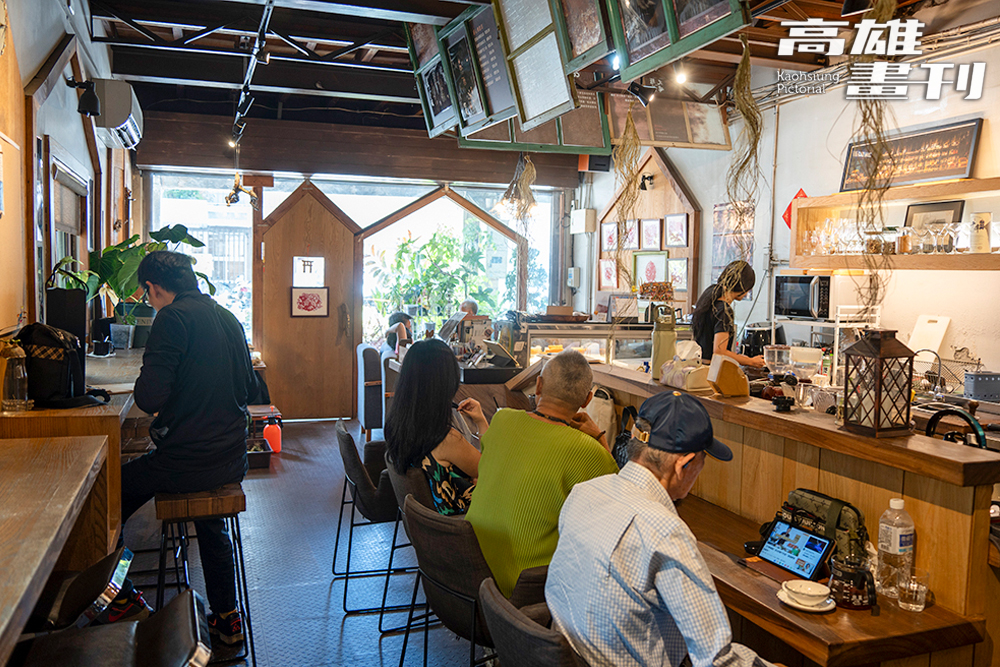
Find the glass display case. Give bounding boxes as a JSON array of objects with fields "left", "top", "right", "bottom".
[{"left": 496, "top": 321, "right": 691, "bottom": 369}]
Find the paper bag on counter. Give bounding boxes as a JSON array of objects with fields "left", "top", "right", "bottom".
[{"left": 707, "top": 355, "right": 749, "bottom": 397}]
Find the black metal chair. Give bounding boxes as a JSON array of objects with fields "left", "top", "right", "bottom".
[
  {"left": 333, "top": 421, "right": 415, "bottom": 617},
  {"left": 398, "top": 494, "right": 548, "bottom": 667},
  {"left": 479, "top": 578, "right": 590, "bottom": 667}
]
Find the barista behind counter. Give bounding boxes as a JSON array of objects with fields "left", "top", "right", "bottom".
[{"left": 692, "top": 261, "right": 765, "bottom": 369}]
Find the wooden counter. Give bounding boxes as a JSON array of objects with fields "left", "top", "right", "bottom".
[
  {"left": 678, "top": 495, "right": 983, "bottom": 667},
  {"left": 589, "top": 363, "right": 1000, "bottom": 667},
  {"left": 387, "top": 358, "right": 530, "bottom": 422},
  {"left": 0, "top": 436, "right": 108, "bottom": 666},
  {"left": 0, "top": 394, "right": 133, "bottom": 562}
]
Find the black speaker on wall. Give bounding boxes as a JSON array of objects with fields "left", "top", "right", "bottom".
[{"left": 46, "top": 287, "right": 88, "bottom": 378}]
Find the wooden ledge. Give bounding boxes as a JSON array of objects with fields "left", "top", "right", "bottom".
[
  {"left": 590, "top": 364, "right": 1000, "bottom": 487},
  {"left": 678, "top": 495, "right": 985, "bottom": 667}
]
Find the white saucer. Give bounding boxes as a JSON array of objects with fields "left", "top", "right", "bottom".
[{"left": 777, "top": 589, "right": 836, "bottom": 613}]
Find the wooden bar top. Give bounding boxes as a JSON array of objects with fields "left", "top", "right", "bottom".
[
  {"left": 678, "top": 494, "right": 984, "bottom": 667},
  {"left": 0, "top": 436, "right": 108, "bottom": 666},
  {"left": 0, "top": 393, "right": 134, "bottom": 427},
  {"left": 591, "top": 364, "right": 1000, "bottom": 487}
]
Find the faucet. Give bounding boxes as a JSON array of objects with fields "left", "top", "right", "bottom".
[{"left": 912, "top": 348, "right": 944, "bottom": 394}]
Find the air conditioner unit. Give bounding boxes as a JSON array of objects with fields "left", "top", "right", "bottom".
[{"left": 94, "top": 79, "right": 143, "bottom": 149}]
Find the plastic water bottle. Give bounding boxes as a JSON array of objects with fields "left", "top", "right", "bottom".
[{"left": 877, "top": 498, "right": 915, "bottom": 599}]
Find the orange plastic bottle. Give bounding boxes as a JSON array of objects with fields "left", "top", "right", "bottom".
[{"left": 263, "top": 416, "right": 282, "bottom": 453}]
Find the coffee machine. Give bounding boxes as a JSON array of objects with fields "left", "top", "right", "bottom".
[{"left": 740, "top": 323, "right": 786, "bottom": 358}]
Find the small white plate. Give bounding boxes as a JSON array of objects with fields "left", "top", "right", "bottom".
[{"left": 777, "top": 589, "right": 836, "bottom": 613}]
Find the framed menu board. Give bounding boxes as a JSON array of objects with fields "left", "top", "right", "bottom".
[
  {"left": 606, "top": 0, "right": 749, "bottom": 83},
  {"left": 405, "top": 24, "right": 458, "bottom": 138},
  {"left": 458, "top": 88, "right": 612, "bottom": 154},
  {"left": 607, "top": 92, "right": 731, "bottom": 150},
  {"left": 437, "top": 5, "right": 519, "bottom": 136},
  {"left": 493, "top": 0, "right": 578, "bottom": 131},
  {"left": 549, "top": 0, "right": 613, "bottom": 74}
]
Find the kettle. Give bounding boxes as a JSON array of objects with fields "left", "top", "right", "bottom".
[
  {"left": 650, "top": 305, "right": 677, "bottom": 382},
  {"left": 829, "top": 555, "right": 877, "bottom": 610}
]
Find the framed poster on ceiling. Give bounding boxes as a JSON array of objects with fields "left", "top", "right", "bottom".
[
  {"left": 493, "top": 0, "right": 579, "bottom": 131},
  {"left": 438, "top": 5, "right": 519, "bottom": 136},
  {"left": 607, "top": 92, "right": 731, "bottom": 149},
  {"left": 548, "top": 0, "right": 613, "bottom": 74},
  {"left": 605, "top": 0, "right": 749, "bottom": 84},
  {"left": 406, "top": 23, "right": 458, "bottom": 138},
  {"left": 458, "top": 88, "right": 612, "bottom": 154}
]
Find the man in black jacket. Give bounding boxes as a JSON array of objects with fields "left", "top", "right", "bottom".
[{"left": 116, "top": 251, "right": 256, "bottom": 644}]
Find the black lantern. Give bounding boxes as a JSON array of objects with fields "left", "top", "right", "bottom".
[{"left": 843, "top": 329, "right": 914, "bottom": 438}]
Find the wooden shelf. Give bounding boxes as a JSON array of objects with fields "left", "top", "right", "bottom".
[
  {"left": 789, "top": 177, "right": 1000, "bottom": 270},
  {"left": 789, "top": 253, "right": 1000, "bottom": 271},
  {"left": 678, "top": 495, "right": 985, "bottom": 667}
]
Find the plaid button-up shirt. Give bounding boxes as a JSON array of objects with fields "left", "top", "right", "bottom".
[{"left": 545, "top": 462, "right": 773, "bottom": 667}]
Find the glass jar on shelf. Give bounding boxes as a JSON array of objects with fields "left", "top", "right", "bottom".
[{"left": 897, "top": 227, "right": 913, "bottom": 254}]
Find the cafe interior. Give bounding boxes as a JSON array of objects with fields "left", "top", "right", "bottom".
[{"left": 2, "top": 0, "right": 1000, "bottom": 666}]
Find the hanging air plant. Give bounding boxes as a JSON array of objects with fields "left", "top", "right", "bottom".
[
  {"left": 501, "top": 152, "right": 537, "bottom": 312},
  {"left": 722, "top": 34, "right": 761, "bottom": 297},
  {"left": 611, "top": 100, "right": 643, "bottom": 298},
  {"left": 848, "top": 0, "right": 898, "bottom": 313}
]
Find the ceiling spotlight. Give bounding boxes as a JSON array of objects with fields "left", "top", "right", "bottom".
[
  {"left": 639, "top": 174, "right": 654, "bottom": 191},
  {"left": 675, "top": 71, "right": 687, "bottom": 84},
  {"left": 228, "top": 139, "right": 237, "bottom": 148},
  {"left": 627, "top": 81, "right": 656, "bottom": 107},
  {"left": 255, "top": 47, "right": 271, "bottom": 65},
  {"left": 237, "top": 93, "right": 254, "bottom": 116},
  {"left": 611, "top": 54, "right": 621, "bottom": 71},
  {"left": 66, "top": 77, "right": 101, "bottom": 117}
]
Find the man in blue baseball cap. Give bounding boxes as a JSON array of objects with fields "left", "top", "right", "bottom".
[{"left": 545, "top": 391, "right": 773, "bottom": 667}]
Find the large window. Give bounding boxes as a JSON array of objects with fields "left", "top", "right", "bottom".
[{"left": 149, "top": 173, "right": 254, "bottom": 339}]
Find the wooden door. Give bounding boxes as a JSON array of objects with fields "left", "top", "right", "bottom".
[{"left": 260, "top": 182, "right": 361, "bottom": 418}]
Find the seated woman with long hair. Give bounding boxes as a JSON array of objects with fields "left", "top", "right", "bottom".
[{"left": 384, "top": 338, "right": 487, "bottom": 515}]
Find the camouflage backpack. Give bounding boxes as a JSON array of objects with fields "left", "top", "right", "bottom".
[{"left": 762, "top": 488, "right": 869, "bottom": 560}]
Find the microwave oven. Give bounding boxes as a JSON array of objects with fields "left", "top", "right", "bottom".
[{"left": 774, "top": 275, "right": 859, "bottom": 320}]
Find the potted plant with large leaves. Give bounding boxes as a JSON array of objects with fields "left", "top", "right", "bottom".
[{"left": 52, "top": 224, "right": 215, "bottom": 348}]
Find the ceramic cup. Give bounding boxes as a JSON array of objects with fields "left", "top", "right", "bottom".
[{"left": 781, "top": 580, "right": 831, "bottom": 607}]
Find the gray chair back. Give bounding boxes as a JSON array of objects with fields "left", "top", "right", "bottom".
[
  {"left": 402, "top": 494, "right": 495, "bottom": 647},
  {"left": 357, "top": 344, "right": 383, "bottom": 432},
  {"left": 381, "top": 348, "right": 397, "bottom": 422},
  {"left": 384, "top": 452, "right": 436, "bottom": 512},
  {"left": 479, "top": 578, "right": 590, "bottom": 667},
  {"left": 336, "top": 422, "right": 397, "bottom": 524}
]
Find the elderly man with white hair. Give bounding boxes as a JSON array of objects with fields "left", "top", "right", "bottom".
[{"left": 466, "top": 350, "right": 618, "bottom": 596}]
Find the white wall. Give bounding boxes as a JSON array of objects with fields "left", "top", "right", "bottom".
[{"left": 579, "top": 40, "right": 1000, "bottom": 370}]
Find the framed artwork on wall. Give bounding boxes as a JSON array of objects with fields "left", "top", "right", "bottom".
[
  {"left": 664, "top": 213, "right": 688, "bottom": 247},
  {"left": 622, "top": 220, "right": 639, "bottom": 249},
  {"left": 667, "top": 257, "right": 689, "bottom": 292},
  {"left": 633, "top": 252, "right": 667, "bottom": 288},
  {"left": 903, "top": 200, "right": 965, "bottom": 230},
  {"left": 291, "top": 287, "right": 329, "bottom": 317},
  {"left": 601, "top": 222, "right": 617, "bottom": 251},
  {"left": 640, "top": 218, "right": 661, "bottom": 249},
  {"left": 599, "top": 259, "right": 618, "bottom": 290}
]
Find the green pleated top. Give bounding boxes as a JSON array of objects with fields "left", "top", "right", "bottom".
[{"left": 465, "top": 408, "right": 619, "bottom": 597}]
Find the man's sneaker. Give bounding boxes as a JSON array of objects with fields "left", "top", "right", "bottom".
[
  {"left": 92, "top": 587, "right": 152, "bottom": 625},
  {"left": 208, "top": 610, "right": 244, "bottom": 645}
]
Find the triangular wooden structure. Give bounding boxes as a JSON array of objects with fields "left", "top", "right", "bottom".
[
  {"left": 358, "top": 185, "right": 529, "bottom": 311},
  {"left": 597, "top": 149, "right": 701, "bottom": 314}
]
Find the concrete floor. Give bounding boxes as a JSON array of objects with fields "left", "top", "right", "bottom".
[{"left": 126, "top": 419, "right": 482, "bottom": 667}]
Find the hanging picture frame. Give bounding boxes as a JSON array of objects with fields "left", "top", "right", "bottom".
[
  {"left": 667, "top": 257, "right": 689, "bottom": 292},
  {"left": 605, "top": 0, "right": 749, "bottom": 84},
  {"left": 601, "top": 222, "right": 617, "bottom": 251},
  {"left": 493, "top": 0, "right": 578, "bottom": 131},
  {"left": 633, "top": 251, "right": 668, "bottom": 288},
  {"left": 549, "top": 0, "right": 613, "bottom": 74},
  {"left": 640, "top": 218, "right": 661, "bottom": 250},
  {"left": 664, "top": 213, "right": 688, "bottom": 247},
  {"left": 622, "top": 220, "right": 639, "bottom": 249},
  {"left": 437, "top": 6, "right": 519, "bottom": 136},
  {"left": 406, "top": 24, "right": 458, "bottom": 138},
  {"left": 599, "top": 258, "right": 618, "bottom": 290},
  {"left": 291, "top": 287, "right": 329, "bottom": 317},
  {"left": 458, "top": 88, "right": 612, "bottom": 154}
]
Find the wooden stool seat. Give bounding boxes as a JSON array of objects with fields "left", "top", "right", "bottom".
[{"left": 155, "top": 483, "right": 246, "bottom": 522}]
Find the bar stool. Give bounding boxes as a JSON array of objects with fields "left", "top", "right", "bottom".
[{"left": 154, "top": 483, "right": 255, "bottom": 667}]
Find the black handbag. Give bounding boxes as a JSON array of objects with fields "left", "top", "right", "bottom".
[
  {"left": 612, "top": 405, "right": 639, "bottom": 469},
  {"left": 14, "top": 323, "right": 110, "bottom": 409}
]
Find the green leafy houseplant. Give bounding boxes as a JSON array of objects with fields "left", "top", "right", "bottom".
[{"left": 52, "top": 224, "right": 215, "bottom": 324}]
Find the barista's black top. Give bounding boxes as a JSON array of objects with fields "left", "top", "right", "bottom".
[
  {"left": 134, "top": 290, "right": 256, "bottom": 475},
  {"left": 692, "top": 299, "right": 735, "bottom": 362}
]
